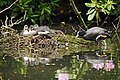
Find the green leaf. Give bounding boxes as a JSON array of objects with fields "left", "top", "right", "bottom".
[
  {"left": 107, "top": 5, "right": 112, "bottom": 10},
  {"left": 88, "top": 10, "right": 96, "bottom": 20},
  {"left": 53, "top": 3, "right": 59, "bottom": 7},
  {"left": 51, "top": 0, "right": 59, "bottom": 3},
  {"left": 96, "top": 12, "right": 99, "bottom": 20},
  {"left": 45, "top": 7, "right": 51, "bottom": 14},
  {"left": 86, "top": 8, "right": 95, "bottom": 15},
  {"left": 41, "top": 8, "right": 45, "bottom": 15},
  {"left": 24, "top": 0, "right": 32, "bottom": 5},
  {"left": 31, "top": 19, "right": 36, "bottom": 24},
  {"left": 31, "top": 14, "right": 39, "bottom": 17},
  {"left": 103, "top": 4, "right": 107, "bottom": 8},
  {"left": 19, "top": 0, "right": 23, "bottom": 5},
  {"left": 85, "top": 3, "right": 95, "bottom": 7},
  {"left": 102, "top": 8, "right": 110, "bottom": 14},
  {"left": 91, "top": 0, "right": 97, "bottom": 3},
  {"left": 111, "top": 5, "right": 115, "bottom": 9},
  {"left": 28, "top": 8, "right": 33, "bottom": 14},
  {"left": 105, "top": 10, "right": 110, "bottom": 14}
]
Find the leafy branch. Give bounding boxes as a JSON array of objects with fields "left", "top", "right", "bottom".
[{"left": 85, "top": 0, "right": 116, "bottom": 26}]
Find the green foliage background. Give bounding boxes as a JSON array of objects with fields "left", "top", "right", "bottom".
[{"left": 0, "top": 0, "right": 59, "bottom": 25}]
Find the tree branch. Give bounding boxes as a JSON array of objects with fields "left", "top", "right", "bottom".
[
  {"left": 69, "top": 0, "right": 88, "bottom": 30},
  {"left": 0, "top": 0, "right": 18, "bottom": 14}
]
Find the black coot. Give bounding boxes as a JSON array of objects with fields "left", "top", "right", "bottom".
[
  {"left": 76, "top": 27, "right": 111, "bottom": 42},
  {"left": 76, "top": 27, "right": 111, "bottom": 49}
]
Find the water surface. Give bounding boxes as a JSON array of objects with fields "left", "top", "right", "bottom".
[{"left": 0, "top": 24, "right": 120, "bottom": 80}]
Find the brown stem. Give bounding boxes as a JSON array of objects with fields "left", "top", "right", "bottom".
[{"left": 69, "top": 0, "right": 88, "bottom": 30}]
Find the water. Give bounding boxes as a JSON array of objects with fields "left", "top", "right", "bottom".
[{"left": 0, "top": 24, "right": 120, "bottom": 80}]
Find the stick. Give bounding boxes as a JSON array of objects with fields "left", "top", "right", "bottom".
[{"left": 0, "top": 0, "right": 18, "bottom": 14}]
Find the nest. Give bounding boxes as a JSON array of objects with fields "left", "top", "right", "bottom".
[{"left": 0, "top": 28, "right": 64, "bottom": 49}]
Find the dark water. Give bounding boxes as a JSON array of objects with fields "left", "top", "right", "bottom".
[{"left": 0, "top": 25, "right": 120, "bottom": 80}]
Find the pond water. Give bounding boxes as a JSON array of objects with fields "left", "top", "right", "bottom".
[{"left": 0, "top": 24, "right": 120, "bottom": 80}]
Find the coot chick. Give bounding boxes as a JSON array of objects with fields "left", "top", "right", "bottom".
[
  {"left": 21, "top": 25, "right": 37, "bottom": 36},
  {"left": 21, "top": 25, "right": 29, "bottom": 36}
]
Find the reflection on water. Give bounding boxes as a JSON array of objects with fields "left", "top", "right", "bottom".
[
  {"left": 58, "top": 72, "right": 69, "bottom": 80},
  {"left": 23, "top": 56, "right": 51, "bottom": 66},
  {"left": 0, "top": 44, "right": 120, "bottom": 80},
  {"left": 84, "top": 50, "right": 115, "bottom": 71},
  {"left": 16, "top": 45, "right": 64, "bottom": 66},
  {"left": 56, "top": 70, "right": 69, "bottom": 80}
]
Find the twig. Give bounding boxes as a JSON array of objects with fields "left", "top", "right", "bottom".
[
  {"left": 0, "top": 0, "right": 18, "bottom": 14},
  {"left": 5, "top": 16, "right": 8, "bottom": 27},
  {"left": 112, "top": 22, "right": 117, "bottom": 30},
  {"left": 69, "top": 0, "right": 88, "bottom": 30},
  {"left": 71, "top": 25, "right": 77, "bottom": 32},
  {"left": 116, "top": 17, "right": 120, "bottom": 29},
  {"left": 9, "top": 10, "right": 27, "bottom": 27},
  {"left": 78, "top": 25, "right": 86, "bottom": 32},
  {"left": 112, "top": 17, "right": 120, "bottom": 32},
  {"left": 112, "top": 17, "right": 120, "bottom": 41},
  {"left": 1, "top": 11, "right": 27, "bottom": 31},
  {"left": 100, "top": 16, "right": 108, "bottom": 27}
]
